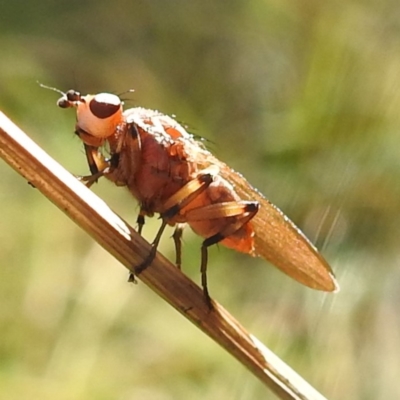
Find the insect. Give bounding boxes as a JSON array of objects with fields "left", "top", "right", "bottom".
[{"left": 54, "top": 87, "right": 339, "bottom": 303}]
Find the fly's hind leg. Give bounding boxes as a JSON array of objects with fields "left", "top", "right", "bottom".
[
  {"left": 185, "top": 201, "right": 259, "bottom": 306},
  {"left": 133, "top": 169, "right": 216, "bottom": 277}
]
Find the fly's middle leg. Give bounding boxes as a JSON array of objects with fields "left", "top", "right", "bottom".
[
  {"left": 136, "top": 208, "right": 147, "bottom": 235},
  {"left": 133, "top": 169, "right": 216, "bottom": 276},
  {"left": 172, "top": 225, "right": 184, "bottom": 269},
  {"left": 134, "top": 219, "right": 168, "bottom": 275}
]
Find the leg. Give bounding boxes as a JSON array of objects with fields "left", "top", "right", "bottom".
[
  {"left": 134, "top": 219, "right": 168, "bottom": 274},
  {"left": 127, "top": 209, "right": 148, "bottom": 282},
  {"left": 136, "top": 208, "right": 147, "bottom": 235},
  {"left": 78, "top": 168, "right": 109, "bottom": 188},
  {"left": 79, "top": 144, "right": 111, "bottom": 187},
  {"left": 84, "top": 144, "right": 102, "bottom": 176},
  {"left": 132, "top": 168, "right": 216, "bottom": 277},
  {"left": 161, "top": 168, "right": 216, "bottom": 219},
  {"left": 186, "top": 201, "right": 259, "bottom": 306},
  {"left": 172, "top": 225, "right": 184, "bottom": 269}
]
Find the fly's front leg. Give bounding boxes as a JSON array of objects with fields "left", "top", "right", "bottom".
[
  {"left": 133, "top": 168, "right": 217, "bottom": 277},
  {"left": 79, "top": 169, "right": 110, "bottom": 188},
  {"left": 185, "top": 201, "right": 259, "bottom": 306},
  {"left": 78, "top": 144, "right": 111, "bottom": 187}
]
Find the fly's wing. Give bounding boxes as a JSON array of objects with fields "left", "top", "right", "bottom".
[{"left": 216, "top": 159, "right": 339, "bottom": 292}]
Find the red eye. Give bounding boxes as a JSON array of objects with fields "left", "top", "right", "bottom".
[{"left": 89, "top": 94, "right": 121, "bottom": 119}]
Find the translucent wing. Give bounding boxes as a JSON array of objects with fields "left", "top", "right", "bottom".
[{"left": 216, "top": 158, "right": 338, "bottom": 292}]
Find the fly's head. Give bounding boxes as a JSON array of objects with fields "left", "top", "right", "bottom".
[{"left": 57, "top": 89, "right": 124, "bottom": 146}]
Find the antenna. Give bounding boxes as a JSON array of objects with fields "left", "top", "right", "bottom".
[{"left": 37, "top": 81, "right": 65, "bottom": 96}]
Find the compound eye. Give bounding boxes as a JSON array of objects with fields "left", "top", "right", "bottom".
[{"left": 89, "top": 93, "right": 121, "bottom": 119}]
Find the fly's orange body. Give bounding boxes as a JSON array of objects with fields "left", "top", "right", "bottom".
[{"left": 57, "top": 89, "right": 339, "bottom": 301}]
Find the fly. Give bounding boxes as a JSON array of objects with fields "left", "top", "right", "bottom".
[{"left": 54, "top": 88, "right": 339, "bottom": 304}]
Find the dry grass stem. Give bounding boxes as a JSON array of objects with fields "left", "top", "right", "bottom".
[{"left": 0, "top": 111, "right": 328, "bottom": 400}]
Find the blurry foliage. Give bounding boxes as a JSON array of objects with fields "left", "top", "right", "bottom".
[{"left": 1, "top": 0, "right": 400, "bottom": 399}]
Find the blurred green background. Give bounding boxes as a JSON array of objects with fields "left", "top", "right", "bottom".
[{"left": 1, "top": 1, "right": 400, "bottom": 399}]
